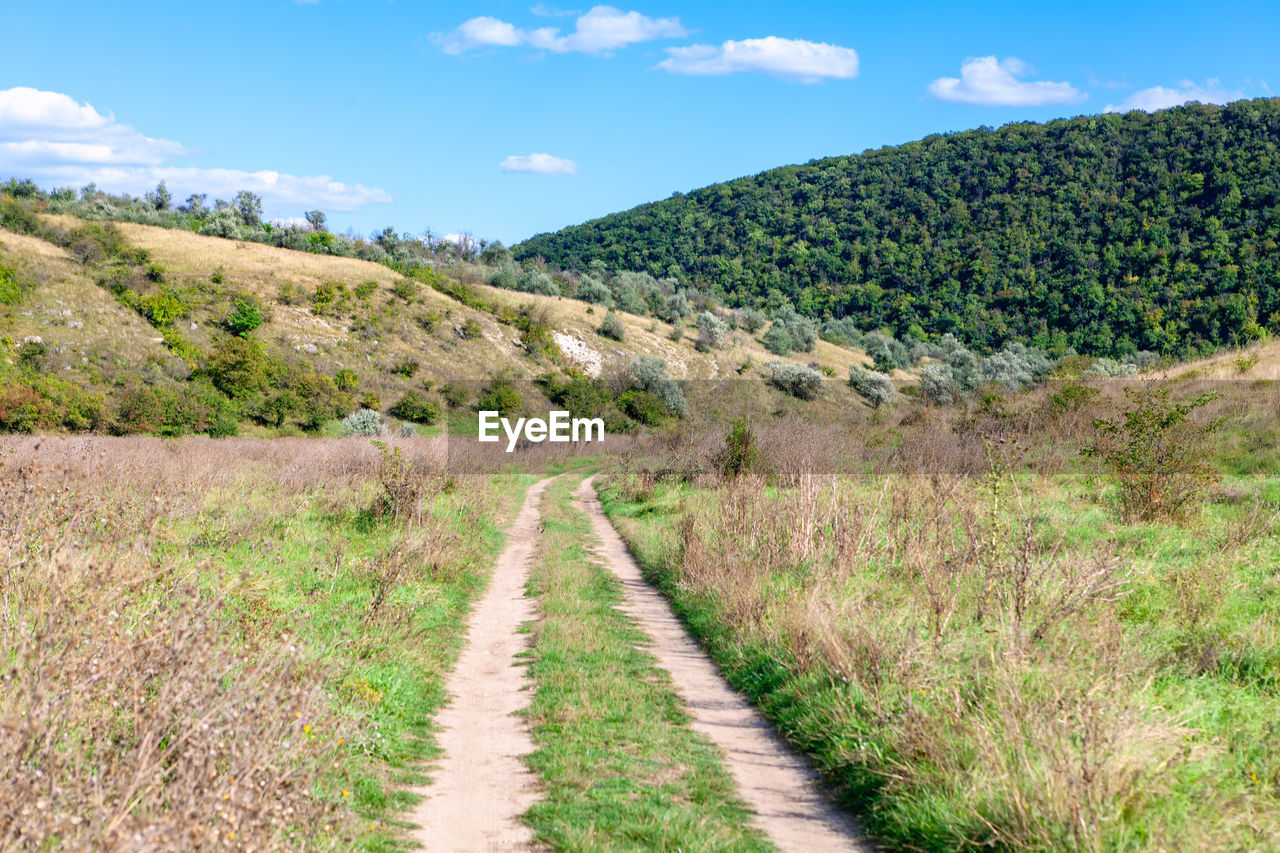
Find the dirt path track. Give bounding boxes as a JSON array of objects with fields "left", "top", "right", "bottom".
[
  {"left": 409, "top": 476, "right": 553, "bottom": 852},
  {"left": 574, "top": 476, "right": 870, "bottom": 853}
]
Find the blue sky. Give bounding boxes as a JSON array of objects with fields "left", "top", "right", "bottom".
[{"left": 1, "top": 1, "right": 1276, "bottom": 245}]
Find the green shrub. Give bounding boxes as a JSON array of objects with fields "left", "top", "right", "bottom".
[
  {"left": 1083, "top": 387, "right": 1222, "bottom": 522},
  {"left": 334, "top": 369, "right": 360, "bottom": 391},
  {"left": 761, "top": 323, "right": 795, "bottom": 355},
  {"left": 222, "top": 296, "right": 264, "bottom": 337},
  {"left": 389, "top": 391, "right": 442, "bottom": 424},
  {"left": 440, "top": 382, "right": 469, "bottom": 408},
  {"left": 0, "top": 264, "right": 28, "bottom": 306},
  {"left": 476, "top": 376, "right": 521, "bottom": 416},
  {"left": 629, "top": 357, "right": 686, "bottom": 416},
  {"left": 849, "top": 365, "right": 895, "bottom": 407},
  {"left": 391, "top": 359, "right": 420, "bottom": 378},
  {"left": 17, "top": 341, "right": 47, "bottom": 370},
  {"left": 597, "top": 310, "right": 625, "bottom": 341},
  {"left": 618, "top": 389, "right": 666, "bottom": 426},
  {"left": 739, "top": 308, "right": 767, "bottom": 333},
  {"left": 695, "top": 311, "right": 728, "bottom": 351},
  {"left": 341, "top": 408, "right": 386, "bottom": 437},
  {"left": 392, "top": 279, "right": 418, "bottom": 301},
  {"left": 354, "top": 280, "right": 378, "bottom": 299},
  {"left": 460, "top": 318, "right": 483, "bottom": 340},
  {"left": 713, "top": 416, "right": 760, "bottom": 479},
  {"left": 764, "top": 359, "right": 823, "bottom": 400}
]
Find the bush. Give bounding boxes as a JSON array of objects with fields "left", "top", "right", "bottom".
[
  {"left": 440, "top": 383, "right": 469, "bottom": 408},
  {"left": 629, "top": 357, "right": 686, "bottom": 416},
  {"left": 770, "top": 306, "right": 818, "bottom": 353},
  {"left": 334, "top": 369, "right": 359, "bottom": 391},
  {"left": 489, "top": 265, "right": 518, "bottom": 290},
  {"left": 919, "top": 362, "right": 959, "bottom": 406},
  {"left": 391, "top": 359, "right": 420, "bottom": 378},
  {"left": 713, "top": 416, "right": 760, "bottom": 479},
  {"left": 764, "top": 359, "right": 823, "bottom": 400},
  {"left": 618, "top": 389, "right": 667, "bottom": 425},
  {"left": 1083, "top": 387, "right": 1222, "bottom": 522},
  {"left": 476, "top": 376, "right": 521, "bottom": 416},
  {"left": 576, "top": 276, "right": 614, "bottom": 307},
  {"left": 460, "top": 318, "right": 483, "bottom": 340},
  {"left": 389, "top": 391, "right": 442, "bottom": 424},
  {"left": 392, "top": 279, "right": 418, "bottom": 301},
  {"left": 739, "top": 308, "right": 767, "bottom": 333},
  {"left": 222, "top": 296, "right": 264, "bottom": 337},
  {"left": 862, "top": 331, "right": 909, "bottom": 372},
  {"left": 761, "top": 323, "right": 795, "bottom": 355},
  {"left": 597, "top": 310, "right": 625, "bottom": 341},
  {"left": 849, "top": 365, "right": 896, "bottom": 407},
  {"left": 517, "top": 269, "right": 559, "bottom": 296},
  {"left": 341, "top": 408, "right": 386, "bottom": 437},
  {"left": 695, "top": 311, "right": 729, "bottom": 351}
]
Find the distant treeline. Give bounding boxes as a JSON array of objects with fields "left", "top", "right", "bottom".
[{"left": 514, "top": 98, "right": 1280, "bottom": 358}]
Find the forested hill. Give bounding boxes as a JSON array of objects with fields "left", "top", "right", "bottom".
[{"left": 515, "top": 98, "right": 1280, "bottom": 357}]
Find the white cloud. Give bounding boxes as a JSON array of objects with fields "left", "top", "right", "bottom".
[
  {"left": 927, "top": 56, "right": 1084, "bottom": 106},
  {"left": 0, "top": 87, "right": 391, "bottom": 212},
  {"left": 1104, "top": 79, "right": 1245, "bottom": 113},
  {"left": 435, "top": 5, "right": 685, "bottom": 55},
  {"left": 438, "top": 16, "right": 524, "bottom": 54},
  {"left": 657, "top": 37, "right": 858, "bottom": 83},
  {"left": 499, "top": 153, "right": 579, "bottom": 175}
]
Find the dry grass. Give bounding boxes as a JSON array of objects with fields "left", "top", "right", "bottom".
[{"left": 0, "top": 435, "right": 493, "bottom": 850}]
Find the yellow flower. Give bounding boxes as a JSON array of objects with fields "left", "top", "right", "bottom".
[
  {"left": 304, "top": 725, "right": 311, "bottom": 734},
  {"left": 342, "top": 789, "right": 350, "bottom": 798}
]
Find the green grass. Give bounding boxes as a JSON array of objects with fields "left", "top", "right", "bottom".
[
  {"left": 522, "top": 474, "right": 771, "bottom": 852},
  {"left": 162, "top": 471, "right": 539, "bottom": 850},
  {"left": 598, "top": 472, "right": 1280, "bottom": 851}
]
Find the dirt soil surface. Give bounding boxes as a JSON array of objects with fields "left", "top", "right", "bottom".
[
  {"left": 574, "top": 475, "right": 870, "bottom": 853},
  {"left": 409, "top": 477, "right": 553, "bottom": 852}
]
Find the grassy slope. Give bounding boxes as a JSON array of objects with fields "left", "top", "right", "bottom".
[{"left": 523, "top": 474, "right": 770, "bottom": 851}]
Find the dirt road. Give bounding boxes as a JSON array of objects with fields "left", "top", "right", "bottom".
[
  {"left": 573, "top": 476, "right": 869, "bottom": 852},
  {"left": 409, "top": 476, "right": 553, "bottom": 852},
  {"left": 410, "top": 473, "right": 867, "bottom": 851}
]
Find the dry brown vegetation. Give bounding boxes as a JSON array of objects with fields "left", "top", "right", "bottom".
[
  {"left": 604, "top": 378, "right": 1280, "bottom": 850},
  {"left": 0, "top": 436, "right": 508, "bottom": 850}
]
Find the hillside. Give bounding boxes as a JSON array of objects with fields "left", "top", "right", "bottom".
[
  {"left": 0, "top": 212, "right": 871, "bottom": 436},
  {"left": 515, "top": 98, "right": 1280, "bottom": 359}
]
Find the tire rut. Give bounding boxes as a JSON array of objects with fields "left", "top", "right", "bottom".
[
  {"left": 573, "top": 475, "right": 871, "bottom": 853},
  {"left": 409, "top": 476, "right": 554, "bottom": 852}
]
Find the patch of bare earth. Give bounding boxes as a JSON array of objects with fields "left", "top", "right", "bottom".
[{"left": 409, "top": 477, "right": 554, "bottom": 852}]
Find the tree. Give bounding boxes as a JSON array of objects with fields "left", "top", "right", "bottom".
[
  {"left": 233, "top": 190, "right": 263, "bottom": 228},
  {"left": 304, "top": 210, "right": 327, "bottom": 232},
  {"left": 181, "top": 193, "right": 208, "bottom": 217},
  {"left": 145, "top": 180, "right": 171, "bottom": 211}
]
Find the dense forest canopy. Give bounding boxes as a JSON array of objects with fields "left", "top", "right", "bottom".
[{"left": 515, "top": 98, "right": 1280, "bottom": 358}]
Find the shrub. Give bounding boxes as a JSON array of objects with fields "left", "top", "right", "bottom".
[
  {"left": 764, "top": 359, "right": 823, "bottom": 400},
  {"left": 0, "top": 264, "right": 29, "bottom": 306},
  {"left": 739, "top": 308, "right": 767, "bottom": 333},
  {"left": 354, "top": 280, "right": 378, "bottom": 299},
  {"left": 920, "top": 362, "right": 959, "bottom": 406},
  {"left": 657, "top": 292, "right": 691, "bottom": 324},
  {"left": 489, "top": 265, "right": 518, "bottom": 290},
  {"left": 389, "top": 391, "right": 442, "bottom": 424},
  {"left": 576, "top": 276, "right": 614, "bottom": 307},
  {"left": 597, "top": 310, "right": 625, "bottom": 341},
  {"left": 392, "top": 279, "right": 418, "bottom": 301},
  {"left": 849, "top": 365, "right": 896, "bottom": 407},
  {"left": 391, "top": 359, "right": 420, "bottom": 378},
  {"left": 334, "top": 369, "right": 359, "bottom": 391},
  {"left": 713, "top": 416, "right": 760, "bottom": 479},
  {"left": 618, "top": 389, "right": 667, "bottom": 425},
  {"left": 1083, "top": 387, "right": 1222, "bottom": 522},
  {"left": 477, "top": 376, "right": 522, "bottom": 416},
  {"left": 17, "top": 341, "right": 47, "bottom": 370},
  {"left": 862, "top": 331, "right": 909, "bottom": 372},
  {"left": 761, "top": 323, "right": 795, "bottom": 355},
  {"left": 695, "top": 311, "right": 729, "bottom": 351},
  {"left": 770, "top": 306, "right": 819, "bottom": 353},
  {"left": 822, "top": 317, "right": 864, "bottom": 347},
  {"left": 668, "top": 324, "right": 685, "bottom": 343},
  {"left": 341, "top": 408, "right": 386, "bottom": 437},
  {"left": 222, "top": 296, "right": 264, "bottom": 337},
  {"left": 517, "top": 269, "right": 559, "bottom": 296},
  {"left": 460, "top": 318, "right": 483, "bottom": 340},
  {"left": 440, "top": 382, "right": 469, "bottom": 408},
  {"left": 629, "top": 357, "right": 686, "bottom": 416}
]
